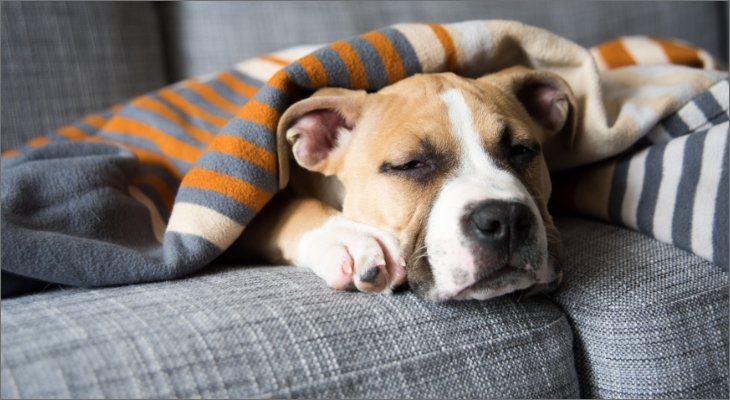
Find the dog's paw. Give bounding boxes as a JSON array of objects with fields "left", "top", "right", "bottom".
[{"left": 297, "top": 216, "right": 407, "bottom": 293}]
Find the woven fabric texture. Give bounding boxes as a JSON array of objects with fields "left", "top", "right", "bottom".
[
  {"left": 1, "top": 267, "right": 578, "bottom": 399},
  {"left": 0, "top": 1, "right": 168, "bottom": 151},
  {"left": 552, "top": 217, "right": 729, "bottom": 398},
  {"left": 159, "top": 1, "right": 728, "bottom": 80}
]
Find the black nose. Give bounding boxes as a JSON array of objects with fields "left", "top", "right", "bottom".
[{"left": 469, "top": 200, "right": 533, "bottom": 252}]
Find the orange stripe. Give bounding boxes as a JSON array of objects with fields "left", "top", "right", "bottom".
[
  {"left": 298, "top": 54, "right": 330, "bottom": 88},
  {"left": 182, "top": 167, "right": 273, "bottom": 210},
  {"left": 186, "top": 79, "right": 241, "bottom": 114},
  {"left": 83, "top": 114, "right": 108, "bottom": 130},
  {"left": 652, "top": 37, "right": 703, "bottom": 68},
  {"left": 132, "top": 96, "right": 216, "bottom": 144},
  {"left": 239, "top": 100, "right": 280, "bottom": 131},
  {"left": 217, "top": 71, "right": 258, "bottom": 98},
  {"left": 105, "top": 116, "right": 203, "bottom": 164},
  {"left": 1, "top": 149, "right": 20, "bottom": 158},
  {"left": 428, "top": 24, "right": 458, "bottom": 71},
  {"left": 56, "top": 124, "right": 183, "bottom": 179},
  {"left": 329, "top": 41, "right": 369, "bottom": 89},
  {"left": 259, "top": 54, "right": 290, "bottom": 66},
  {"left": 208, "top": 136, "right": 277, "bottom": 174},
  {"left": 266, "top": 70, "right": 296, "bottom": 95},
  {"left": 28, "top": 137, "right": 51, "bottom": 148},
  {"left": 58, "top": 125, "right": 93, "bottom": 140},
  {"left": 362, "top": 31, "right": 406, "bottom": 83},
  {"left": 158, "top": 88, "right": 228, "bottom": 128},
  {"left": 597, "top": 39, "right": 637, "bottom": 69}
]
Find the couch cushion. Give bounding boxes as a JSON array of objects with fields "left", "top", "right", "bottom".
[
  {"left": 553, "top": 217, "right": 729, "bottom": 398},
  {"left": 1, "top": 266, "right": 578, "bottom": 399},
  {"left": 0, "top": 1, "right": 168, "bottom": 151},
  {"left": 159, "top": 0, "right": 728, "bottom": 80}
]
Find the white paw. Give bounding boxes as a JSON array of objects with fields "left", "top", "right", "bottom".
[{"left": 297, "top": 216, "right": 407, "bottom": 293}]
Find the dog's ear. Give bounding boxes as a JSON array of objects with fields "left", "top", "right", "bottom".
[
  {"left": 277, "top": 88, "right": 367, "bottom": 177},
  {"left": 484, "top": 66, "right": 577, "bottom": 149}
]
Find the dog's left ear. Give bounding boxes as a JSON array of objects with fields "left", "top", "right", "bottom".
[
  {"left": 276, "top": 88, "right": 367, "bottom": 185},
  {"left": 484, "top": 66, "right": 577, "bottom": 149}
]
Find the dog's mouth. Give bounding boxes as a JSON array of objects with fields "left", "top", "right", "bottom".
[{"left": 451, "top": 264, "right": 535, "bottom": 300}]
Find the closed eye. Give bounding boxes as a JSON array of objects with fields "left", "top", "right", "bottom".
[
  {"left": 382, "top": 159, "right": 428, "bottom": 171},
  {"left": 379, "top": 157, "right": 435, "bottom": 183}
]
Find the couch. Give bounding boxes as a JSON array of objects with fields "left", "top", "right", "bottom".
[{"left": 1, "top": 1, "right": 728, "bottom": 398}]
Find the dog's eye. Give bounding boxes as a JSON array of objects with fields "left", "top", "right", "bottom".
[
  {"left": 508, "top": 143, "right": 540, "bottom": 166},
  {"left": 379, "top": 158, "right": 433, "bottom": 181},
  {"left": 388, "top": 160, "right": 427, "bottom": 171},
  {"left": 510, "top": 144, "right": 537, "bottom": 157}
]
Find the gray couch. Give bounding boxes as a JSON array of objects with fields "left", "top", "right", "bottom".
[{"left": 1, "top": 2, "right": 728, "bottom": 398}]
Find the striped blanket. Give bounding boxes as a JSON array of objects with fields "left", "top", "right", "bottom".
[{"left": 2, "top": 20, "right": 727, "bottom": 294}]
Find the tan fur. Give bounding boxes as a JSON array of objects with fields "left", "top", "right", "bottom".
[{"left": 234, "top": 69, "right": 575, "bottom": 296}]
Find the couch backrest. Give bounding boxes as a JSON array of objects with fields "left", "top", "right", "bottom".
[{"left": 2, "top": 1, "right": 727, "bottom": 150}]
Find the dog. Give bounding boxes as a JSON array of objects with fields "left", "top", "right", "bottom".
[{"left": 232, "top": 66, "right": 576, "bottom": 301}]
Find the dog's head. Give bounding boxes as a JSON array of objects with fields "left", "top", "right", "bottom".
[{"left": 278, "top": 67, "right": 576, "bottom": 300}]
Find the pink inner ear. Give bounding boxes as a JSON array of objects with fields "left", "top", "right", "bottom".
[
  {"left": 518, "top": 83, "right": 568, "bottom": 134},
  {"left": 289, "top": 109, "right": 351, "bottom": 167}
]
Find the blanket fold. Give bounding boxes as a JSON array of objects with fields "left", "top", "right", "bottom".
[{"left": 2, "top": 20, "right": 727, "bottom": 296}]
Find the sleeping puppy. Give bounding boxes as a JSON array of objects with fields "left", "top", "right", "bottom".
[{"left": 234, "top": 66, "right": 576, "bottom": 301}]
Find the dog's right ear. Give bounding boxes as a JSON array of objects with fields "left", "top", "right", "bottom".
[{"left": 277, "top": 88, "right": 367, "bottom": 177}]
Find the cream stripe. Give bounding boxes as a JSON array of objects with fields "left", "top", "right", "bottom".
[
  {"left": 590, "top": 47, "right": 610, "bottom": 71},
  {"left": 622, "top": 36, "right": 670, "bottom": 65},
  {"left": 271, "top": 44, "right": 323, "bottom": 62},
  {"left": 233, "top": 58, "right": 284, "bottom": 83},
  {"left": 128, "top": 186, "right": 166, "bottom": 243},
  {"left": 446, "top": 20, "right": 493, "bottom": 76},
  {"left": 621, "top": 150, "right": 649, "bottom": 230},
  {"left": 394, "top": 23, "right": 446, "bottom": 72},
  {"left": 167, "top": 202, "right": 244, "bottom": 250},
  {"left": 690, "top": 123, "right": 728, "bottom": 261},
  {"left": 652, "top": 134, "right": 687, "bottom": 243}
]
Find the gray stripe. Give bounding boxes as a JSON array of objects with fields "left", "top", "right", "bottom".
[
  {"left": 695, "top": 87, "right": 726, "bottom": 122},
  {"left": 174, "top": 186, "right": 257, "bottom": 226},
  {"left": 608, "top": 157, "right": 631, "bottom": 225},
  {"left": 176, "top": 87, "right": 234, "bottom": 119},
  {"left": 284, "top": 61, "right": 313, "bottom": 90},
  {"left": 349, "top": 37, "right": 388, "bottom": 90},
  {"left": 207, "top": 79, "right": 249, "bottom": 105},
  {"left": 122, "top": 105, "right": 210, "bottom": 146},
  {"left": 661, "top": 109, "right": 692, "bottom": 138},
  {"left": 196, "top": 150, "right": 278, "bottom": 194},
  {"left": 672, "top": 130, "right": 706, "bottom": 251},
  {"left": 712, "top": 132, "right": 728, "bottom": 269},
  {"left": 636, "top": 145, "right": 666, "bottom": 235},
  {"left": 97, "top": 131, "right": 193, "bottom": 173},
  {"left": 151, "top": 94, "right": 221, "bottom": 133},
  {"left": 315, "top": 46, "right": 352, "bottom": 88},
  {"left": 220, "top": 119, "right": 276, "bottom": 152},
  {"left": 252, "top": 85, "right": 289, "bottom": 113},
  {"left": 380, "top": 27, "right": 422, "bottom": 77}
]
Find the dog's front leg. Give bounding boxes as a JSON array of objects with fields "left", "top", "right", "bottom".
[{"left": 235, "top": 192, "right": 407, "bottom": 293}]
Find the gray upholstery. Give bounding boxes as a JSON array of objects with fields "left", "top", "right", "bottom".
[
  {"left": 0, "top": 2, "right": 168, "bottom": 151},
  {"left": 159, "top": 1, "right": 729, "bottom": 80},
  {"left": 1, "top": 1, "right": 728, "bottom": 398},
  {"left": 554, "top": 217, "right": 729, "bottom": 398},
  {"left": 0, "top": 267, "right": 579, "bottom": 399}
]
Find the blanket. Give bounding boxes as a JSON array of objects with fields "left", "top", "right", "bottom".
[{"left": 2, "top": 20, "right": 728, "bottom": 296}]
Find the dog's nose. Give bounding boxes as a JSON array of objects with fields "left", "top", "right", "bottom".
[{"left": 469, "top": 200, "right": 532, "bottom": 252}]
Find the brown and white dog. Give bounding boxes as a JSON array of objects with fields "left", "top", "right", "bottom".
[{"left": 233, "top": 66, "right": 576, "bottom": 301}]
